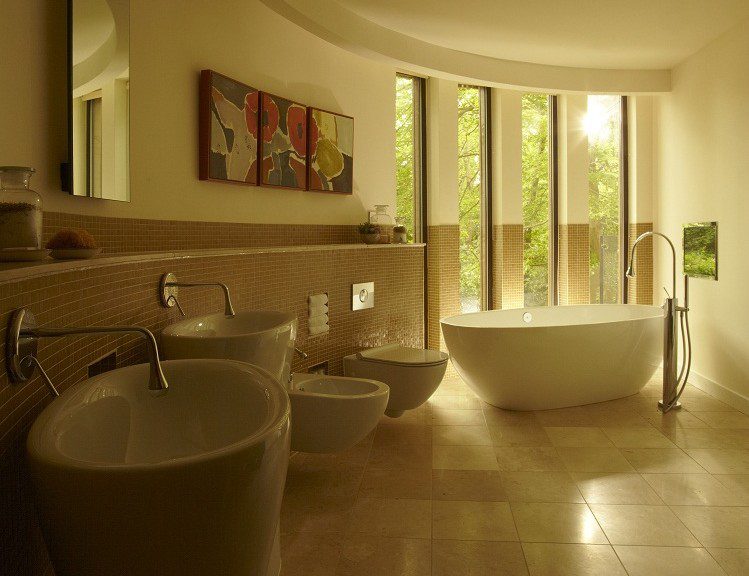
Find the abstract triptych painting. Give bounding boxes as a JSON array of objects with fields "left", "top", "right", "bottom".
[
  {"left": 259, "top": 93, "right": 307, "bottom": 190},
  {"left": 308, "top": 108, "right": 354, "bottom": 194},
  {"left": 200, "top": 70, "right": 353, "bottom": 194},
  {"left": 199, "top": 70, "right": 258, "bottom": 185}
]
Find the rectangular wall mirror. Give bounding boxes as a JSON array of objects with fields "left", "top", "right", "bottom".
[
  {"left": 683, "top": 221, "right": 718, "bottom": 280},
  {"left": 67, "top": 0, "right": 130, "bottom": 201}
]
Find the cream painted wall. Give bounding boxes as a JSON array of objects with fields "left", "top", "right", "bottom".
[
  {"left": 654, "top": 17, "right": 749, "bottom": 402},
  {"left": 557, "top": 95, "right": 589, "bottom": 225},
  {"left": 426, "top": 77, "right": 459, "bottom": 225},
  {"left": 1, "top": 0, "right": 396, "bottom": 224},
  {"left": 492, "top": 90, "right": 522, "bottom": 225},
  {"left": 628, "top": 96, "right": 653, "bottom": 223}
]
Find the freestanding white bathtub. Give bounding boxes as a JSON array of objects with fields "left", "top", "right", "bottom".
[{"left": 441, "top": 305, "right": 663, "bottom": 410}]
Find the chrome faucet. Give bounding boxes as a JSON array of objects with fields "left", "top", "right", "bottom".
[
  {"left": 6, "top": 308, "right": 169, "bottom": 396},
  {"left": 626, "top": 231, "right": 692, "bottom": 413},
  {"left": 159, "top": 272, "right": 236, "bottom": 317}
]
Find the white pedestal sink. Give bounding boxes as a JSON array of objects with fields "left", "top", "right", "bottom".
[
  {"left": 27, "top": 359, "right": 290, "bottom": 576},
  {"left": 160, "top": 311, "right": 297, "bottom": 383}
]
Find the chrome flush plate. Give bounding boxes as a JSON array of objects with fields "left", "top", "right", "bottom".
[{"left": 352, "top": 282, "right": 374, "bottom": 311}]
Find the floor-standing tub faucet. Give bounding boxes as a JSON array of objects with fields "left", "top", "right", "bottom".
[{"left": 626, "top": 231, "right": 692, "bottom": 413}]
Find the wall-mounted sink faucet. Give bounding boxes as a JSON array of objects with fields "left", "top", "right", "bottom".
[
  {"left": 6, "top": 308, "right": 169, "bottom": 394},
  {"left": 627, "top": 231, "right": 692, "bottom": 413},
  {"left": 159, "top": 272, "right": 236, "bottom": 317}
]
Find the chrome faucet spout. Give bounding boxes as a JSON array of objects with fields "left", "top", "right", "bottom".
[
  {"left": 160, "top": 273, "right": 236, "bottom": 318},
  {"left": 626, "top": 231, "right": 677, "bottom": 299},
  {"left": 6, "top": 308, "right": 168, "bottom": 392}
]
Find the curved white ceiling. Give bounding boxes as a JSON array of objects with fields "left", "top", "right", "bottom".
[
  {"left": 262, "top": 0, "right": 748, "bottom": 92},
  {"left": 72, "top": 0, "right": 115, "bottom": 65},
  {"left": 337, "top": 0, "right": 749, "bottom": 70}
]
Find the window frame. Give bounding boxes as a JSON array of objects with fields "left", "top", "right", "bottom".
[
  {"left": 457, "top": 84, "right": 493, "bottom": 312},
  {"left": 395, "top": 72, "right": 427, "bottom": 244}
]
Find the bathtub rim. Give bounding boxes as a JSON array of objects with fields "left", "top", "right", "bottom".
[{"left": 441, "top": 304, "right": 663, "bottom": 330}]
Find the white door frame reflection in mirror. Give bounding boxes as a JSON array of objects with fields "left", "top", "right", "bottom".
[{"left": 67, "top": 0, "right": 129, "bottom": 201}]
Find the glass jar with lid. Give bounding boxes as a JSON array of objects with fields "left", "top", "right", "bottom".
[
  {"left": 368, "top": 205, "right": 395, "bottom": 243},
  {"left": 0, "top": 166, "right": 43, "bottom": 251}
]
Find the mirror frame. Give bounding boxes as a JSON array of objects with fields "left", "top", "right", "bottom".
[{"left": 63, "top": 0, "right": 129, "bottom": 201}]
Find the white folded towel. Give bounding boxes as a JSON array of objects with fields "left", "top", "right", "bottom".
[
  {"left": 309, "top": 324, "right": 329, "bottom": 336},
  {"left": 309, "top": 304, "right": 328, "bottom": 317},
  {"left": 309, "top": 314, "right": 328, "bottom": 328},
  {"left": 309, "top": 293, "right": 328, "bottom": 307}
]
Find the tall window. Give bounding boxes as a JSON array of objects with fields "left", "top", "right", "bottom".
[
  {"left": 457, "top": 85, "right": 490, "bottom": 313},
  {"left": 521, "top": 94, "right": 553, "bottom": 307},
  {"left": 586, "top": 95, "right": 624, "bottom": 303},
  {"left": 395, "top": 74, "right": 425, "bottom": 242}
]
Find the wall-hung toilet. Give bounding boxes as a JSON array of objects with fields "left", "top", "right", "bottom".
[{"left": 344, "top": 344, "right": 449, "bottom": 417}]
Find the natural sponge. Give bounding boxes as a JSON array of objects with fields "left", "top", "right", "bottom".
[{"left": 46, "top": 228, "right": 98, "bottom": 250}]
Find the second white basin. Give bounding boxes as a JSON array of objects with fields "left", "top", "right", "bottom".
[
  {"left": 27, "top": 359, "right": 290, "bottom": 576},
  {"left": 160, "top": 310, "right": 297, "bottom": 382}
]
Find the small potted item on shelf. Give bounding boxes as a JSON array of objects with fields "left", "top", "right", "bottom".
[
  {"left": 392, "top": 223, "right": 408, "bottom": 244},
  {"left": 358, "top": 222, "right": 381, "bottom": 244},
  {"left": 46, "top": 228, "right": 102, "bottom": 260}
]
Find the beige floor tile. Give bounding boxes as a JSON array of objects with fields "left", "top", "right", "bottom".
[
  {"left": 694, "top": 411, "right": 749, "bottom": 428},
  {"left": 672, "top": 506, "right": 749, "bottom": 547},
  {"left": 720, "top": 429, "right": 749, "bottom": 449},
  {"left": 368, "top": 442, "right": 433, "bottom": 470},
  {"left": 544, "top": 427, "right": 613, "bottom": 448},
  {"left": 348, "top": 498, "right": 431, "bottom": 539},
  {"left": 511, "top": 502, "right": 608, "bottom": 544},
  {"left": 489, "top": 426, "right": 552, "bottom": 447},
  {"left": 589, "top": 412, "right": 650, "bottom": 428},
  {"left": 373, "top": 423, "right": 433, "bottom": 447},
  {"left": 484, "top": 407, "right": 541, "bottom": 427},
  {"left": 432, "top": 469, "right": 506, "bottom": 501},
  {"left": 432, "top": 500, "right": 518, "bottom": 541},
  {"left": 495, "top": 447, "right": 566, "bottom": 472},
  {"left": 667, "top": 428, "right": 735, "bottom": 449},
  {"left": 433, "top": 445, "right": 499, "bottom": 470},
  {"left": 713, "top": 474, "right": 749, "bottom": 498},
  {"left": 336, "top": 535, "right": 431, "bottom": 576},
  {"left": 429, "top": 395, "right": 483, "bottom": 410},
  {"left": 501, "top": 471, "right": 585, "bottom": 503},
  {"left": 642, "top": 473, "right": 749, "bottom": 505},
  {"left": 280, "top": 532, "right": 341, "bottom": 576},
  {"left": 432, "top": 408, "right": 485, "bottom": 426},
  {"left": 358, "top": 467, "right": 432, "bottom": 500},
  {"left": 432, "top": 540, "right": 528, "bottom": 576},
  {"left": 602, "top": 427, "right": 676, "bottom": 448},
  {"left": 614, "top": 545, "right": 726, "bottom": 576},
  {"left": 644, "top": 410, "right": 711, "bottom": 432},
  {"left": 685, "top": 449, "right": 749, "bottom": 474},
  {"left": 522, "top": 543, "right": 626, "bottom": 576},
  {"left": 590, "top": 504, "right": 699, "bottom": 546},
  {"left": 572, "top": 472, "right": 663, "bottom": 505},
  {"left": 708, "top": 548, "right": 749, "bottom": 576},
  {"left": 557, "top": 447, "right": 635, "bottom": 473},
  {"left": 433, "top": 424, "right": 492, "bottom": 446},
  {"left": 280, "top": 494, "right": 357, "bottom": 535},
  {"left": 621, "top": 448, "right": 706, "bottom": 473},
  {"left": 683, "top": 396, "right": 737, "bottom": 412},
  {"left": 533, "top": 407, "right": 598, "bottom": 427}
]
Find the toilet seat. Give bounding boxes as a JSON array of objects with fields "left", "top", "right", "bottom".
[{"left": 356, "top": 343, "right": 449, "bottom": 367}]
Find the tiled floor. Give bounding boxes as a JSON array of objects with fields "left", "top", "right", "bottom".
[{"left": 279, "top": 369, "right": 749, "bottom": 575}]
